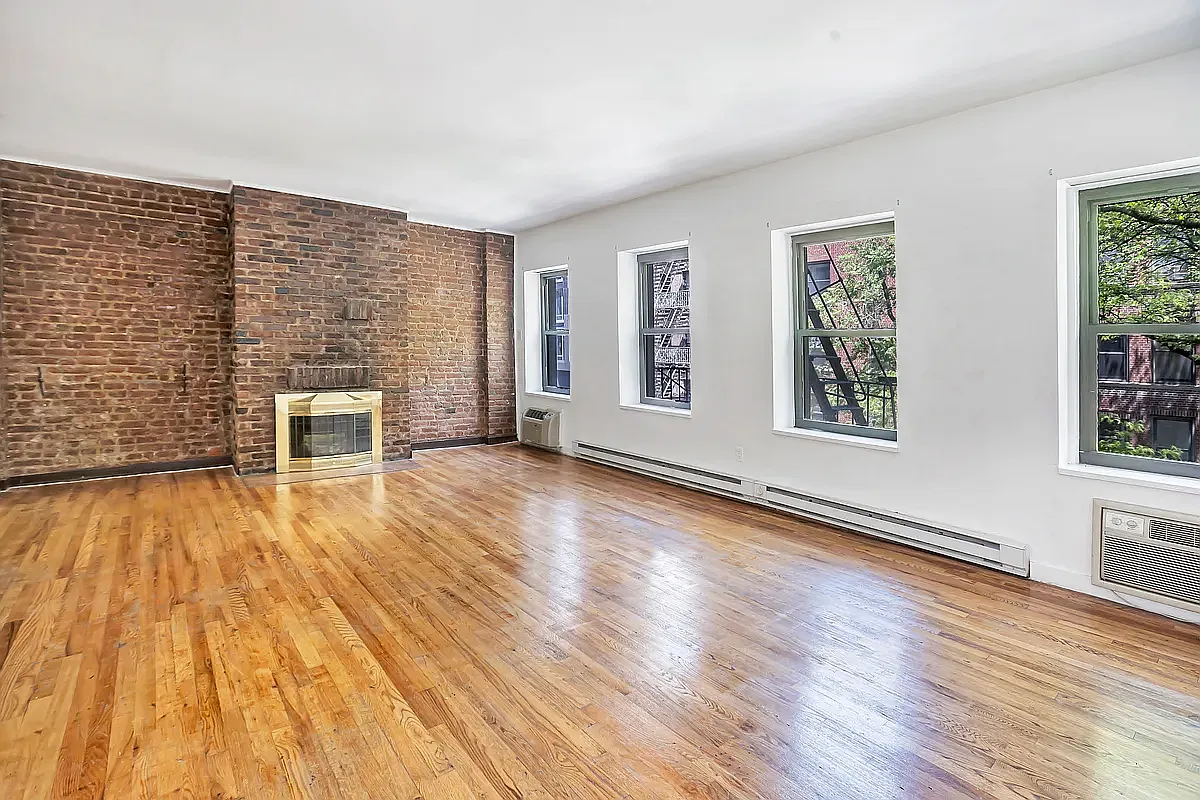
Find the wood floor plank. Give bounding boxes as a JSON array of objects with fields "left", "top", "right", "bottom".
[{"left": 1, "top": 444, "right": 1198, "bottom": 799}]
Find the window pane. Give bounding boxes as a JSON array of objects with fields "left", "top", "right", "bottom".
[
  {"left": 802, "top": 336, "right": 896, "bottom": 430},
  {"left": 644, "top": 257, "right": 690, "bottom": 330},
  {"left": 544, "top": 274, "right": 569, "bottom": 331},
  {"left": 643, "top": 332, "right": 690, "bottom": 404},
  {"left": 1097, "top": 335, "right": 1127, "bottom": 381},
  {"left": 1096, "top": 189, "right": 1200, "bottom": 324},
  {"left": 803, "top": 235, "right": 896, "bottom": 330},
  {"left": 542, "top": 333, "right": 570, "bottom": 392},
  {"left": 1097, "top": 336, "right": 1200, "bottom": 464},
  {"left": 1096, "top": 400, "right": 1200, "bottom": 465}
]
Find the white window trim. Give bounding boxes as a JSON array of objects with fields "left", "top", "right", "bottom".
[
  {"left": 619, "top": 402, "right": 691, "bottom": 418},
  {"left": 1056, "top": 156, "right": 1200, "bottom": 494},
  {"left": 525, "top": 390, "right": 571, "bottom": 403},
  {"left": 770, "top": 211, "right": 897, "bottom": 447},
  {"left": 772, "top": 425, "right": 898, "bottom": 452},
  {"left": 521, "top": 264, "right": 570, "bottom": 399}
]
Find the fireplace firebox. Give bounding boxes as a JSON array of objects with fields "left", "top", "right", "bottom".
[{"left": 274, "top": 391, "right": 383, "bottom": 473}]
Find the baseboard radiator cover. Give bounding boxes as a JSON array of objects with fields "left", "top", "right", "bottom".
[
  {"left": 573, "top": 442, "right": 746, "bottom": 499},
  {"left": 574, "top": 441, "right": 1029, "bottom": 577}
]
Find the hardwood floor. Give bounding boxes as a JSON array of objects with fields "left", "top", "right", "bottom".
[{"left": 0, "top": 444, "right": 1197, "bottom": 800}]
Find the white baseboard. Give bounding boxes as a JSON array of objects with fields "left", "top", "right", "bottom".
[{"left": 1031, "top": 561, "right": 1200, "bottom": 625}]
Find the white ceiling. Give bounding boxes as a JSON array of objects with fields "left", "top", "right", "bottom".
[{"left": 1, "top": 1, "right": 1199, "bottom": 231}]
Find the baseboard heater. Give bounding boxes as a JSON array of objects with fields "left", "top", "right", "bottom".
[{"left": 574, "top": 441, "right": 1029, "bottom": 577}]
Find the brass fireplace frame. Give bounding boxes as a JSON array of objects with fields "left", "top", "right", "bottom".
[{"left": 274, "top": 391, "right": 383, "bottom": 473}]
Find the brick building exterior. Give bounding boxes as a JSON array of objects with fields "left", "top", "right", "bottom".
[{"left": 0, "top": 161, "right": 516, "bottom": 484}]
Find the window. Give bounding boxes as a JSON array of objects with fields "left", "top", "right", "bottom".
[
  {"left": 1097, "top": 335, "right": 1128, "bottom": 381},
  {"left": 1151, "top": 340, "right": 1196, "bottom": 385},
  {"left": 638, "top": 247, "right": 690, "bottom": 408},
  {"left": 1151, "top": 416, "right": 1195, "bottom": 461},
  {"left": 793, "top": 221, "right": 896, "bottom": 439},
  {"left": 1080, "top": 172, "right": 1200, "bottom": 478},
  {"left": 540, "top": 270, "right": 570, "bottom": 394}
]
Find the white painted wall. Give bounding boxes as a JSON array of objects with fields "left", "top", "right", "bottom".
[{"left": 514, "top": 50, "right": 1200, "bottom": 622}]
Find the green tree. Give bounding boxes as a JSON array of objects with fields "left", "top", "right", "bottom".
[{"left": 1097, "top": 191, "right": 1200, "bottom": 326}]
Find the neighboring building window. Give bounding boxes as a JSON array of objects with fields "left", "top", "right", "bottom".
[
  {"left": 793, "top": 221, "right": 897, "bottom": 439},
  {"left": 1151, "top": 416, "right": 1195, "bottom": 461},
  {"left": 1080, "top": 172, "right": 1200, "bottom": 477},
  {"left": 540, "top": 271, "right": 570, "bottom": 394},
  {"left": 1097, "top": 335, "right": 1128, "bottom": 381},
  {"left": 1151, "top": 340, "right": 1196, "bottom": 385},
  {"left": 638, "top": 247, "right": 690, "bottom": 407}
]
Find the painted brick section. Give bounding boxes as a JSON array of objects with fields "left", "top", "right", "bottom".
[
  {"left": 231, "top": 187, "right": 409, "bottom": 472},
  {"left": 407, "top": 223, "right": 487, "bottom": 442},
  {"left": 0, "top": 161, "right": 233, "bottom": 477},
  {"left": 484, "top": 232, "right": 516, "bottom": 439}
]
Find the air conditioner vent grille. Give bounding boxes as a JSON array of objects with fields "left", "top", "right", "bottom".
[
  {"left": 523, "top": 408, "right": 550, "bottom": 421},
  {"left": 1148, "top": 518, "right": 1200, "bottom": 550},
  {"left": 1100, "top": 533, "right": 1200, "bottom": 608}
]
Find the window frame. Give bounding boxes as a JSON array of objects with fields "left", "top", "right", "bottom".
[
  {"left": 1078, "top": 171, "right": 1200, "bottom": 479},
  {"left": 539, "top": 269, "right": 570, "bottom": 395},
  {"left": 637, "top": 247, "right": 691, "bottom": 409},
  {"left": 792, "top": 220, "right": 897, "bottom": 441}
]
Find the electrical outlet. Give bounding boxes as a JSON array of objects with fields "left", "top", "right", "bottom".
[{"left": 735, "top": 446, "right": 744, "bottom": 462}]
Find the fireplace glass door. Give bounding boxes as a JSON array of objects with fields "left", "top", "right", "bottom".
[{"left": 289, "top": 412, "right": 373, "bottom": 459}]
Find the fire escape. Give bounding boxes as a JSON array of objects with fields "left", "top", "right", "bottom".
[
  {"left": 804, "top": 245, "right": 896, "bottom": 427},
  {"left": 653, "top": 263, "right": 691, "bottom": 403}
]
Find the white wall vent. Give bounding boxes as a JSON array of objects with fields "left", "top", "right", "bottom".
[
  {"left": 574, "top": 441, "right": 1028, "bottom": 576},
  {"left": 520, "top": 408, "right": 561, "bottom": 451},
  {"left": 1093, "top": 500, "right": 1200, "bottom": 613}
]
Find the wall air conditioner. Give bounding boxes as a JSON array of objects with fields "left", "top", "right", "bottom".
[
  {"left": 1093, "top": 500, "right": 1200, "bottom": 614},
  {"left": 520, "top": 408, "right": 561, "bottom": 451}
]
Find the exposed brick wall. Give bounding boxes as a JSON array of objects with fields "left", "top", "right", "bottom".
[
  {"left": 408, "top": 223, "right": 487, "bottom": 442},
  {"left": 0, "top": 200, "right": 6, "bottom": 483},
  {"left": 0, "top": 161, "right": 233, "bottom": 478},
  {"left": 484, "top": 232, "right": 517, "bottom": 439},
  {"left": 0, "top": 162, "right": 517, "bottom": 482},
  {"left": 230, "top": 187, "right": 409, "bottom": 472}
]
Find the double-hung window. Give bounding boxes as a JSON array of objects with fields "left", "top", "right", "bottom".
[
  {"left": 638, "top": 247, "right": 691, "bottom": 408},
  {"left": 1080, "top": 172, "right": 1200, "bottom": 477},
  {"left": 540, "top": 270, "right": 570, "bottom": 394},
  {"left": 793, "top": 221, "right": 897, "bottom": 439}
]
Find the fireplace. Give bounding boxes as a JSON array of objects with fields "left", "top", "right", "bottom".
[{"left": 274, "top": 391, "right": 383, "bottom": 473}]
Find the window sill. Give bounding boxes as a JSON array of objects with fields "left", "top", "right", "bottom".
[
  {"left": 772, "top": 426, "right": 898, "bottom": 452},
  {"left": 619, "top": 403, "right": 691, "bottom": 418},
  {"left": 1058, "top": 462, "right": 1200, "bottom": 494},
  {"left": 524, "top": 390, "right": 571, "bottom": 402}
]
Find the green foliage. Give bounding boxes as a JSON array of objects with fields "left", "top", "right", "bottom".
[
  {"left": 1096, "top": 190, "right": 1200, "bottom": 325},
  {"left": 1097, "top": 413, "right": 1183, "bottom": 461}
]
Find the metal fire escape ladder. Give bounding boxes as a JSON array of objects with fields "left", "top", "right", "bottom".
[
  {"left": 651, "top": 259, "right": 690, "bottom": 402},
  {"left": 803, "top": 243, "right": 894, "bottom": 426}
]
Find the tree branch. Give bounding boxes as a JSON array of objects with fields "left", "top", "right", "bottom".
[{"left": 1105, "top": 204, "right": 1200, "bottom": 231}]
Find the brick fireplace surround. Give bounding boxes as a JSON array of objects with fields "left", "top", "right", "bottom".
[{"left": 0, "top": 160, "right": 516, "bottom": 486}]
